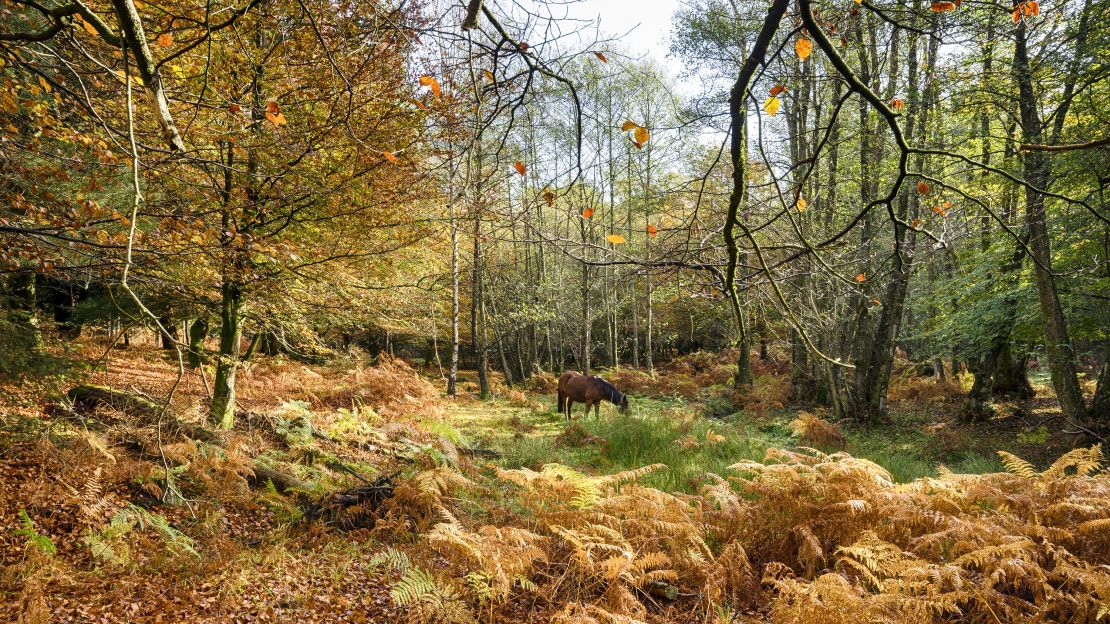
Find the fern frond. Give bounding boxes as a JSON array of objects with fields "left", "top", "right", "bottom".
[{"left": 997, "top": 450, "right": 1038, "bottom": 478}]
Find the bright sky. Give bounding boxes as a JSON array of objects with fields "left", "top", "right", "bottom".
[{"left": 558, "top": 0, "right": 686, "bottom": 70}]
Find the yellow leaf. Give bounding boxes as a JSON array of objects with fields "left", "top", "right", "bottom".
[
  {"left": 764, "top": 96, "right": 781, "bottom": 116},
  {"left": 796, "top": 197, "right": 807, "bottom": 212},
  {"left": 855, "top": 273, "right": 867, "bottom": 283},
  {"left": 633, "top": 126, "right": 650, "bottom": 145},
  {"left": 513, "top": 161, "right": 526, "bottom": 176},
  {"left": 621, "top": 120, "right": 638, "bottom": 132},
  {"left": 606, "top": 234, "right": 626, "bottom": 244},
  {"left": 795, "top": 37, "right": 813, "bottom": 61},
  {"left": 155, "top": 33, "right": 173, "bottom": 47},
  {"left": 264, "top": 110, "right": 286, "bottom": 126},
  {"left": 419, "top": 75, "right": 441, "bottom": 97},
  {"left": 483, "top": 70, "right": 495, "bottom": 82}
]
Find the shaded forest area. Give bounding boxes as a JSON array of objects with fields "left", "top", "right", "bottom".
[{"left": 2, "top": 0, "right": 1110, "bottom": 621}]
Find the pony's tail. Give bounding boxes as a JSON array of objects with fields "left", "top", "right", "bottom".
[{"left": 556, "top": 389, "right": 565, "bottom": 414}]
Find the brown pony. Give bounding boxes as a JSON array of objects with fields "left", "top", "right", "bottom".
[{"left": 556, "top": 371, "right": 629, "bottom": 421}]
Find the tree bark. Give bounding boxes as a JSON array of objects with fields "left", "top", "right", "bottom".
[{"left": 209, "top": 280, "right": 242, "bottom": 429}]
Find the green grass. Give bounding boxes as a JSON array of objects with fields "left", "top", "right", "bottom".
[{"left": 450, "top": 394, "right": 1008, "bottom": 494}]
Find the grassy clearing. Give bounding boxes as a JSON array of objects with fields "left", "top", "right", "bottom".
[{"left": 449, "top": 392, "right": 1006, "bottom": 492}]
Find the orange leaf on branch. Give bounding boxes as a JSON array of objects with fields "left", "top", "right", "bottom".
[
  {"left": 383, "top": 151, "right": 398, "bottom": 163},
  {"left": 418, "top": 75, "right": 441, "bottom": 97},
  {"left": 155, "top": 33, "right": 173, "bottom": 47},
  {"left": 916, "top": 181, "right": 930, "bottom": 195},
  {"left": 855, "top": 273, "right": 867, "bottom": 283},
  {"left": 543, "top": 190, "right": 555, "bottom": 207},
  {"left": 647, "top": 224, "right": 657, "bottom": 237},
  {"left": 582, "top": 208, "right": 594, "bottom": 219},
  {"left": 795, "top": 37, "right": 813, "bottom": 61},
  {"left": 513, "top": 161, "right": 526, "bottom": 176},
  {"left": 769, "top": 85, "right": 787, "bottom": 96},
  {"left": 593, "top": 51, "right": 608, "bottom": 63}
]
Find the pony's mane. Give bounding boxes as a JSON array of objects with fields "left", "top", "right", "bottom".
[{"left": 592, "top": 376, "right": 624, "bottom": 403}]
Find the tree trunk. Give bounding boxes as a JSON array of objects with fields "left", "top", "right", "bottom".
[
  {"left": 1014, "top": 20, "right": 1087, "bottom": 423},
  {"left": 209, "top": 280, "right": 242, "bottom": 429},
  {"left": 448, "top": 199, "right": 460, "bottom": 396},
  {"left": 187, "top": 317, "right": 208, "bottom": 369},
  {"left": 992, "top": 343, "right": 1034, "bottom": 399}
]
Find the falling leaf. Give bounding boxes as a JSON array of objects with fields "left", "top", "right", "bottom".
[
  {"left": 930, "top": 1, "right": 957, "bottom": 11},
  {"left": 796, "top": 197, "right": 808, "bottom": 212},
  {"left": 764, "top": 96, "right": 781, "bottom": 116},
  {"left": 871, "top": 298, "right": 882, "bottom": 305},
  {"left": 621, "top": 120, "right": 639, "bottom": 132},
  {"left": 513, "top": 161, "right": 526, "bottom": 176},
  {"left": 633, "top": 126, "right": 650, "bottom": 145},
  {"left": 419, "top": 75, "right": 441, "bottom": 97},
  {"left": 483, "top": 69, "right": 495, "bottom": 82},
  {"left": 606, "top": 234, "right": 626, "bottom": 244},
  {"left": 890, "top": 98, "right": 906, "bottom": 110},
  {"left": 582, "top": 208, "right": 594, "bottom": 219},
  {"left": 795, "top": 37, "right": 813, "bottom": 61},
  {"left": 155, "top": 32, "right": 173, "bottom": 47},
  {"left": 518, "top": 41, "right": 529, "bottom": 51},
  {"left": 855, "top": 273, "right": 867, "bottom": 283},
  {"left": 647, "top": 224, "right": 657, "bottom": 237},
  {"left": 769, "top": 85, "right": 787, "bottom": 96},
  {"left": 264, "top": 111, "right": 286, "bottom": 126},
  {"left": 932, "top": 205, "right": 947, "bottom": 217},
  {"left": 916, "top": 181, "right": 930, "bottom": 195},
  {"left": 383, "top": 151, "right": 398, "bottom": 163},
  {"left": 543, "top": 190, "right": 555, "bottom": 207},
  {"left": 592, "top": 51, "right": 608, "bottom": 63},
  {"left": 413, "top": 99, "right": 429, "bottom": 111},
  {"left": 942, "top": 200, "right": 953, "bottom": 208},
  {"left": 911, "top": 218, "right": 923, "bottom": 227},
  {"left": 229, "top": 103, "right": 242, "bottom": 114},
  {"left": 267, "top": 101, "right": 280, "bottom": 115}
]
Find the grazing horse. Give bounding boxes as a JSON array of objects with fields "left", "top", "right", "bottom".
[{"left": 556, "top": 371, "right": 630, "bottom": 421}]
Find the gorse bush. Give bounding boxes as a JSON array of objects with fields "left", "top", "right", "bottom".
[{"left": 380, "top": 444, "right": 1110, "bottom": 623}]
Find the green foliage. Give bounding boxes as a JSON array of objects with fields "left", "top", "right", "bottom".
[
  {"left": 14, "top": 509, "right": 56, "bottom": 556},
  {"left": 83, "top": 504, "right": 198, "bottom": 567}
]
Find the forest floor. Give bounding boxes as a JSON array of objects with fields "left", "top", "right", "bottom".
[{"left": 1, "top": 336, "right": 1105, "bottom": 623}]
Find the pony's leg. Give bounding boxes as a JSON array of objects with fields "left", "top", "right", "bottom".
[
  {"left": 564, "top": 399, "right": 572, "bottom": 422},
  {"left": 584, "top": 401, "right": 593, "bottom": 419},
  {"left": 557, "top": 389, "right": 564, "bottom": 415},
  {"left": 594, "top": 401, "right": 600, "bottom": 418}
]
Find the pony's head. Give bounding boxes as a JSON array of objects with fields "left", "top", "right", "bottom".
[{"left": 618, "top": 393, "right": 630, "bottom": 413}]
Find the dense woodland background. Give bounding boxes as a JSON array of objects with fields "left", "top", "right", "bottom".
[{"left": 1, "top": 0, "right": 1110, "bottom": 621}]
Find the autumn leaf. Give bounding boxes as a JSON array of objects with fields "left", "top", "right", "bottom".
[
  {"left": 621, "top": 120, "right": 639, "bottom": 132},
  {"left": 155, "top": 32, "right": 173, "bottom": 47},
  {"left": 267, "top": 101, "right": 280, "bottom": 115},
  {"left": 911, "top": 218, "right": 923, "bottom": 227},
  {"left": 930, "top": 1, "right": 957, "bottom": 11},
  {"left": 932, "top": 205, "right": 947, "bottom": 217},
  {"left": 890, "top": 98, "right": 906, "bottom": 110},
  {"left": 75, "top": 14, "right": 99, "bottom": 36},
  {"left": 419, "top": 75, "right": 441, "bottom": 97},
  {"left": 764, "top": 96, "right": 781, "bottom": 116},
  {"left": 769, "top": 85, "right": 787, "bottom": 96},
  {"left": 855, "top": 273, "right": 867, "bottom": 283},
  {"left": 483, "top": 69, "right": 495, "bottom": 82},
  {"left": 593, "top": 51, "right": 608, "bottom": 63},
  {"left": 518, "top": 41, "right": 529, "bottom": 51},
  {"left": 543, "top": 190, "right": 555, "bottom": 207},
  {"left": 606, "top": 234, "right": 626, "bottom": 244},
  {"left": 795, "top": 37, "right": 813, "bottom": 61},
  {"left": 513, "top": 161, "right": 526, "bottom": 176},
  {"left": 582, "top": 208, "right": 594, "bottom": 219},
  {"left": 796, "top": 197, "right": 808, "bottom": 212},
  {"left": 229, "top": 103, "right": 242, "bottom": 114},
  {"left": 264, "top": 111, "right": 286, "bottom": 126},
  {"left": 647, "top": 224, "right": 657, "bottom": 237},
  {"left": 633, "top": 126, "right": 650, "bottom": 145},
  {"left": 871, "top": 298, "right": 882, "bottom": 305},
  {"left": 916, "top": 181, "right": 930, "bottom": 195},
  {"left": 413, "top": 99, "right": 429, "bottom": 111},
  {"left": 382, "top": 151, "right": 398, "bottom": 163},
  {"left": 942, "top": 200, "right": 953, "bottom": 208}
]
